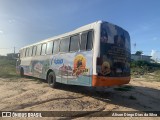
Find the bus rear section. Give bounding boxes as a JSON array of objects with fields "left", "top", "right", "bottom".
[{"left": 92, "top": 22, "right": 131, "bottom": 87}]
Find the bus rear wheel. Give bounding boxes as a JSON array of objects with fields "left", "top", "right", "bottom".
[{"left": 48, "top": 72, "right": 57, "bottom": 88}]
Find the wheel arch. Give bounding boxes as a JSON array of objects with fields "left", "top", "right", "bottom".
[{"left": 46, "top": 69, "right": 54, "bottom": 81}]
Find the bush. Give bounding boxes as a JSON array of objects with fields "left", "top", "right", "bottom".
[
  {"left": 0, "top": 58, "right": 19, "bottom": 78},
  {"left": 131, "top": 60, "right": 160, "bottom": 75},
  {"left": 131, "top": 60, "right": 160, "bottom": 68}
]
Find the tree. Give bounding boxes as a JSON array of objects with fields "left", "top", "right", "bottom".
[{"left": 135, "top": 51, "right": 143, "bottom": 55}]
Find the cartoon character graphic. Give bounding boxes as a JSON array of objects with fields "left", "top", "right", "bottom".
[
  {"left": 73, "top": 54, "right": 89, "bottom": 76},
  {"left": 101, "top": 61, "right": 111, "bottom": 75},
  {"left": 77, "top": 59, "right": 83, "bottom": 68},
  {"left": 74, "top": 54, "right": 86, "bottom": 69}
]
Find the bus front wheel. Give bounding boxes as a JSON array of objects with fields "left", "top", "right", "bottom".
[
  {"left": 20, "top": 68, "right": 24, "bottom": 77},
  {"left": 48, "top": 72, "right": 57, "bottom": 88}
]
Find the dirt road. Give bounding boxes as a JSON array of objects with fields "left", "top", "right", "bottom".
[{"left": 0, "top": 77, "right": 159, "bottom": 120}]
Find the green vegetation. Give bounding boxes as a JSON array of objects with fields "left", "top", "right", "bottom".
[
  {"left": 131, "top": 60, "right": 160, "bottom": 74},
  {"left": 131, "top": 60, "right": 160, "bottom": 81},
  {"left": 143, "top": 70, "right": 160, "bottom": 82},
  {"left": 131, "top": 60, "right": 160, "bottom": 68},
  {"left": 153, "top": 70, "right": 160, "bottom": 82},
  {"left": 135, "top": 51, "right": 143, "bottom": 55},
  {"left": 0, "top": 58, "right": 19, "bottom": 78}
]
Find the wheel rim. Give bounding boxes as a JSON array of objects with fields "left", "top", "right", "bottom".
[{"left": 49, "top": 74, "right": 54, "bottom": 86}]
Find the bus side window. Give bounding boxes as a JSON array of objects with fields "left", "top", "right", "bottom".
[
  {"left": 20, "top": 50, "right": 23, "bottom": 58},
  {"left": 23, "top": 49, "right": 26, "bottom": 57},
  {"left": 80, "top": 32, "right": 87, "bottom": 51},
  {"left": 86, "top": 31, "right": 93, "bottom": 50},
  {"left": 36, "top": 44, "right": 42, "bottom": 56},
  {"left": 26, "top": 48, "right": 30, "bottom": 57},
  {"left": 46, "top": 41, "right": 54, "bottom": 55},
  {"left": 29, "top": 46, "right": 33, "bottom": 56},
  {"left": 80, "top": 31, "right": 93, "bottom": 51},
  {"left": 60, "top": 37, "right": 70, "bottom": 53},
  {"left": 53, "top": 40, "right": 60, "bottom": 54},
  {"left": 41, "top": 43, "right": 47, "bottom": 55},
  {"left": 32, "top": 46, "right": 37, "bottom": 56},
  {"left": 70, "top": 35, "right": 80, "bottom": 52},
  {"left": 27, "top": 48, "right": 30, "bottom": 57}
]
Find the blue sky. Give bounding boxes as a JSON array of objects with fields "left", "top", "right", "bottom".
[{"left": 0, "top": 0, "right": 160, "bottom": 58}]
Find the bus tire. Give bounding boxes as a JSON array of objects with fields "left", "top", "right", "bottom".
[
  {"left": 20, "top": 68, "right": 24, "bottom": 77},
  {"left": 48, "top": 71, "right": 57, "bottom": 88}
]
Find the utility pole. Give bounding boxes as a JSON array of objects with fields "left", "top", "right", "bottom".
[{"left": 14, "top": 46, "right": 15, "bottom": 54}]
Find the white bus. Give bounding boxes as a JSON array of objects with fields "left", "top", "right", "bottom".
[{"left": 17, "top": 21, "right": 131, "bottom": 88}]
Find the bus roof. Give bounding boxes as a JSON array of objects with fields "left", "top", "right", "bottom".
[{"left": 20, "top": 20, "right": 104, "bottom": 50}]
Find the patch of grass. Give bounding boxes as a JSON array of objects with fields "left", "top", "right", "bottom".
[
  {"left": 114, "top": 85, "right": 134, "bottom": 91},
  {"left": 0, "top": 58, "right": 19, "bottom": 78},
  {"left": 129, "top": 95, "right": 137, "bottom": 100},
  {"left": 131, "top": 60, "right": 160, "bottom": 81},
  {"left": 154, "top": 70, "right": 160, "bottom": 81},
  {"left": 138, "top": 70, "right": 160, "bottom": 82}
]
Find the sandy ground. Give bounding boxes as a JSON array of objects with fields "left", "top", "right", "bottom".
[{"left": 0, "top": 76, "right": 159, "bottom": 120}]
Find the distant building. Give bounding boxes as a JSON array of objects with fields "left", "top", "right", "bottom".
[
  {"left": 7, "top": 53, "right": 19, "bottom": 59},
  {"left": 131, "top": 54, "right": 152, "bottom": 62}
]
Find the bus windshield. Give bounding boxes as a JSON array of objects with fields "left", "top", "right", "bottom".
[{"left": 97, "top": 22, "right": 131, "bottom": 77}]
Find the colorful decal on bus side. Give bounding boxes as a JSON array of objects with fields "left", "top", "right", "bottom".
[
  {"left": 49, "top": 51, "right": 92, "bottom": 86},
  {"left": 73, "top": 54, "right": 89, "bottom": 76},
  {"left": 29, "top": 60, "right": 50, "bottom": 78},
  {"left": 59, "top": 64, "right": 73, "bottom": 76},
  {"left": 51, "top": 57, "right": 64, "bottom": 65},
  {"left": 56, "top": 54, "right": 90, "bottom": 77},
  {"left": 34, "top": 62, "right": 43, "bottom": 73}
]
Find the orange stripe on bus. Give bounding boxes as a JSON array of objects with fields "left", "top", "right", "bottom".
[{"left": 92, "top": 75, "right": 130, "bottom": 87}]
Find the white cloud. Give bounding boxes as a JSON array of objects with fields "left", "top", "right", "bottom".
[
  {"left": 151, "top": 50, "right": 156, "bottom": 57},
  {"left": 0, "top": 30, "right": 4, "bottom": 34},
  {"left": 151, "top": 50, "right": 160, "bottom": 62}
]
